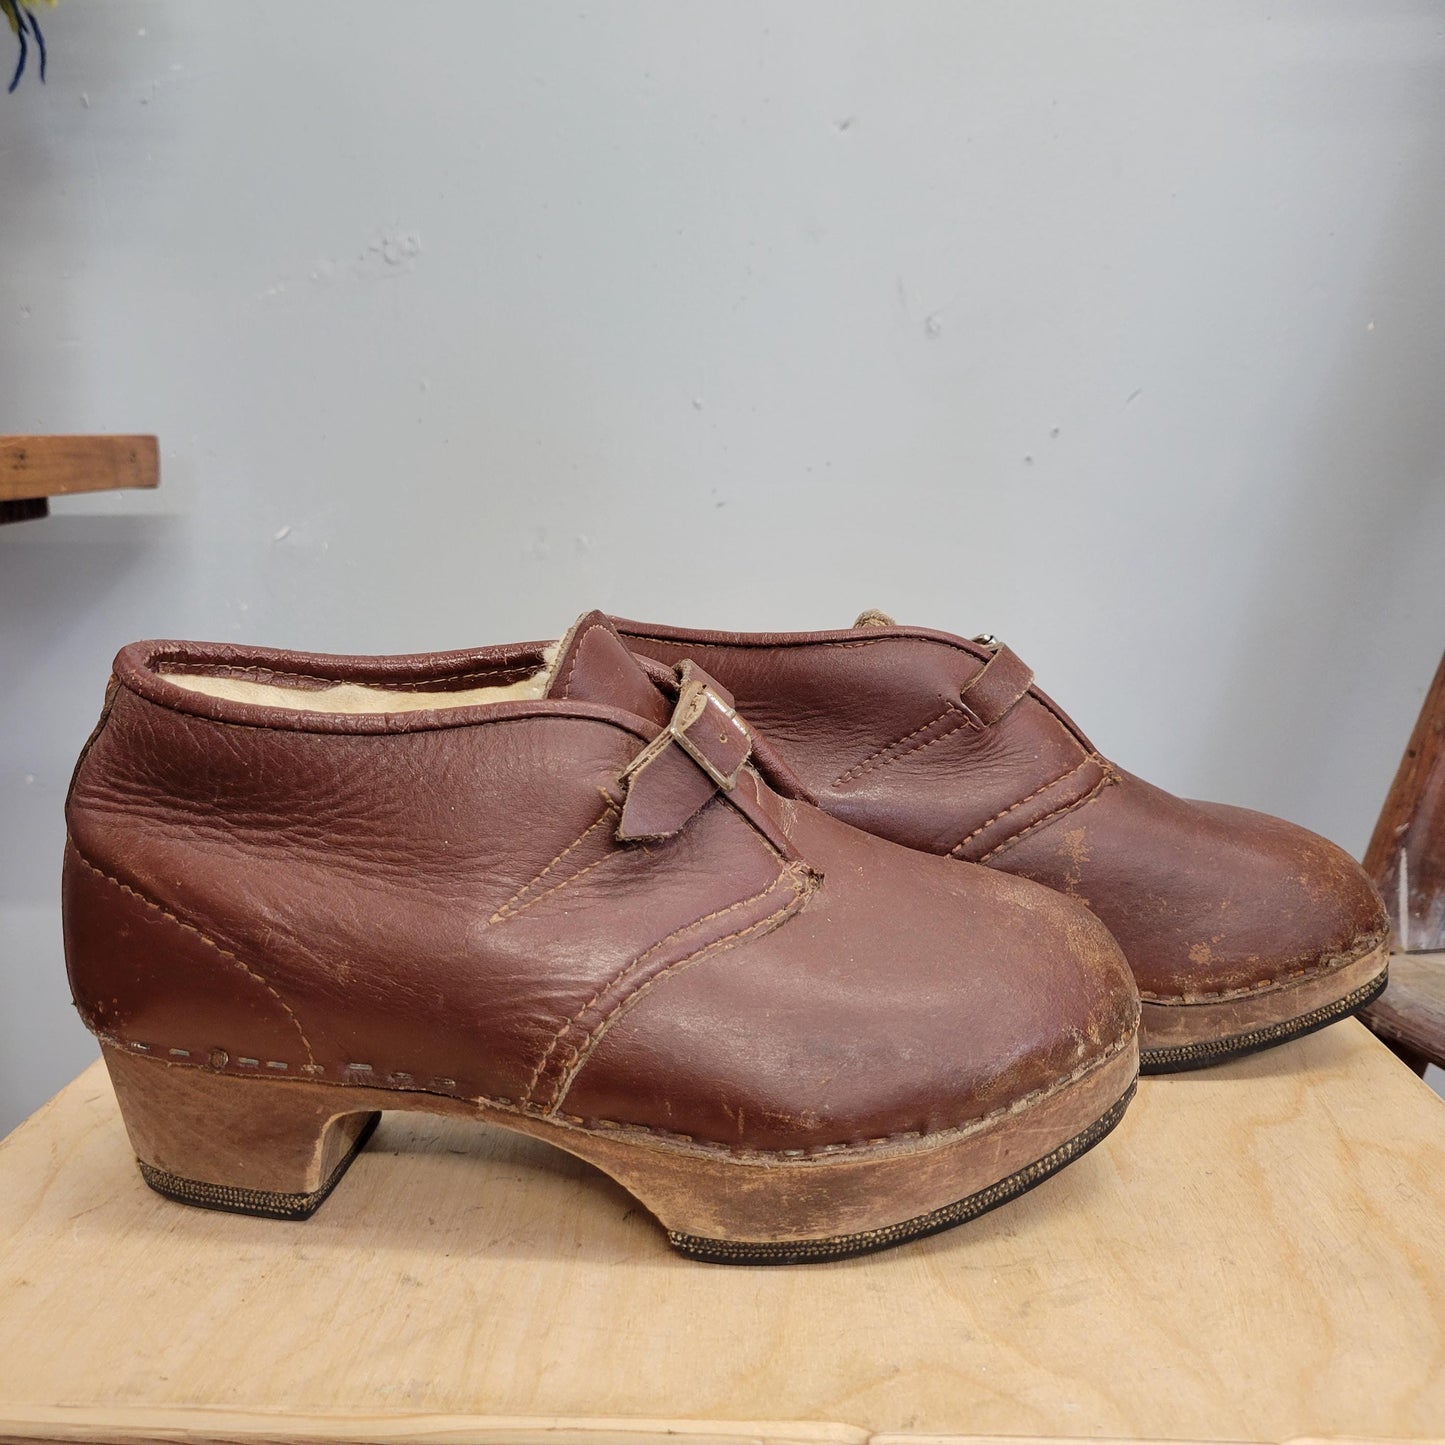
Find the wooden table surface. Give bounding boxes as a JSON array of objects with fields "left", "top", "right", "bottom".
[{"left": 0, "top": 1018, "right": 1441, "bottom": 1445}]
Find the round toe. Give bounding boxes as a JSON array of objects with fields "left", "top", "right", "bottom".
[
  {"left": 560, "top": 808, "right": 1139, "bottom": 1153},
  {"left": 995, "top": 771, "right": 1388, "bottom": 1004}
]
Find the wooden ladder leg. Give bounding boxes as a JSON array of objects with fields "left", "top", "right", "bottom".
[{"left": 1364, "top": 651, "right": 1445, "bottom": 953}]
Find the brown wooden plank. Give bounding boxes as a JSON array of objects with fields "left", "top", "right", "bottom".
[
  {"left": 0, "top": 435, "right": 159, "bottom": 502},
  {"left": 1365, "top": 651, "right": 1445, "bottom": 952},
  {"left": 1362, "top": 951, "right": 1445, "bottom": 1070}
]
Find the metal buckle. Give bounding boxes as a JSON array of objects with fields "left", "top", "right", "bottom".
[
  {"left": 672, "top": 687, "right": 750, "bottom": 791},
  {"left": 618, "top": 681, "right": 751, "bottom": 793}
]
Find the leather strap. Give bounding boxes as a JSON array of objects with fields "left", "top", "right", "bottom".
[
  {"left": 958, "top": 643, "right": 1034, "bottom": 727},
  {"left": 617, "top": 663, "right": 753, "bottom": 841}
]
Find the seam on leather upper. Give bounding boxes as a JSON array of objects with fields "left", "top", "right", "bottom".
[
  {"left": 831, "top": 704, "right": 973, "bottom": 787},
  {"left": 558, "top": 621, "right": 609, "bottom": 698},
  {"left": 618, "top": 630, "right": 901, "bottom": 655},
  {"left": 64, "top": 676, "right": 120, "bottom": 817},
  {"left": 949, "top": 754, "right": 1101, "bottom": 856},
  {"left": 66, "top": 841, "right": 316, "bottom": 1063},
  {"left": 522, "top": 859, "right": 802, "bottom": 1112},
  {"left": 976, "top": 767, "right": 1118, "bottom": 863},
  {"left": 522, "top": 861, "right": 795, "bottom": 1107},
  {"left": 489, "top": 804, "right": 619, "bottom": 923},
  {"left": 551, "top": 867, "right": 812, "bottom": 1115},
  {"left": 617, "top": 627, "right": 1100, "bottom": 751}
]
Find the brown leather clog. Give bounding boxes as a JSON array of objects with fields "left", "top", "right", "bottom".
[
  {"left": 63, "top": 613, "right": 1138, "bottom": 1263},
  {"left": 610, "top": 612, "right": 1389, "bottom": 1074}
]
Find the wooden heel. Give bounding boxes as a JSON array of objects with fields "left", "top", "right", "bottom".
[{"left": 101, "top": 1044, "right": 380, "bottom": 1220}]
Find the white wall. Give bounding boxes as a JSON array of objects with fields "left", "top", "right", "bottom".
[{"left": 2, "top": 1, "right": 1443, "bottom": 1132}]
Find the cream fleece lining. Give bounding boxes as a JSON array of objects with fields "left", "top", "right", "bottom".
[{"left": 165, "top": 641, "right": 560, "bottom": 715}]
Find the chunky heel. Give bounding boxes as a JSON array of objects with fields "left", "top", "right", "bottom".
[{"left": 102, "top": 1044, "right": 380, "bottom": 1220}]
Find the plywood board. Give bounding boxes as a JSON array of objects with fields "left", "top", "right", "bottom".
[{"left": 0, "top": 1021, "right": 1441, "bottom": 1444}]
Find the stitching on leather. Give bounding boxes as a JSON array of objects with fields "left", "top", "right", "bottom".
[
  {"left": 721, "top": 769, "right": 790, "bottom": 867},
  {"left": 832, "top": 706, "right": 972, "bottom": 787},
  {"left": 162, "top": 663, "right": 360, "bottom": 688},
  {"left": 976, "top": 768, "right": 1117, "bottom": 863},
  {"left": 1138, "top": 933, "right": 1388, "bottom": 1003},
  {"left": 489, "top": 807, "right": 618, "bottom": 923},
  {"left": 495, "top": 850, "right": 619, "bottom": 924},
  {"left": 549, "top": 869, "right": 810, "bottom": 1113},
  {"left": 97, "top": 1031, "right": 475, "bottom": 1098},
  {"left": 559, "top": 1029, "right": 1134, "bottom": 1154},
  {"left": 369, "top": 665, "right": 537, "bottom": 690},
  {"left": 950, "top": 754, "right": 1099, "bottom": 856},
  {"left": 69, "top": 844, "right": 315, "bottom": 1063},
  {"left": 559, "top": 622, "right": 604, "bottom": 699},
  {"left": 103, "top": 1027, "right": 1130, "bottom": 1157},
  {"left": 621, "top": 631, "right": 892, "bottom": 655},
  {"left": 522, "top": 865, "right": 794, "bottom": 1107},
  {"left": 521, "top": 862, "right": 795, "bottom": 1110},
  {"left": 620, "top": 630, "right": 1098, "bottom": 751},
  {"left": 961, "top": 647, "right": 1033, "bottom": 722}
]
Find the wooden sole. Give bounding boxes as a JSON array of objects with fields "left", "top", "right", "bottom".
[
  {"left": 1139, "top": 940, "right": 1389, "bottom": 1073},
  {"left": 101, "top": 1036, "right": 1138, "bottom": 1265},
  {"left": 668, "top": 1082, "right": 1134, "bottom": 1264}
]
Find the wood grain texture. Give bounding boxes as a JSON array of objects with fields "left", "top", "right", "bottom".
[
  {"left": 1366, "top": 652, "right": 1445, "bottom": 952},
  {"left": 0, "top": 1020, "right": 1442, "bottom": 1445},
  {"left": 0, "top": 436, "right": 159, "bottom": 501},
  {"left": 1363, "top": 951, "right": 1445, "bottom": 1069}
]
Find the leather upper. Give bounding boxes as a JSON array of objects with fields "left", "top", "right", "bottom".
[
  {"left": 609, "top": 615, "right": 1389, "bottom": 1003},
  {"left": 63, "top": 612, "right": 1137, "bottom": 1154}
]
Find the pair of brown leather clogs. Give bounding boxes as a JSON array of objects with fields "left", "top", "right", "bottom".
[{"left": 63, "top": 609, "right": 1388, "bottom": 1264}]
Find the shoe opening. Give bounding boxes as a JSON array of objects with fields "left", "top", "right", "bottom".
[{"left": 162, "top": 641, "right": 560, "bottom": 716}]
